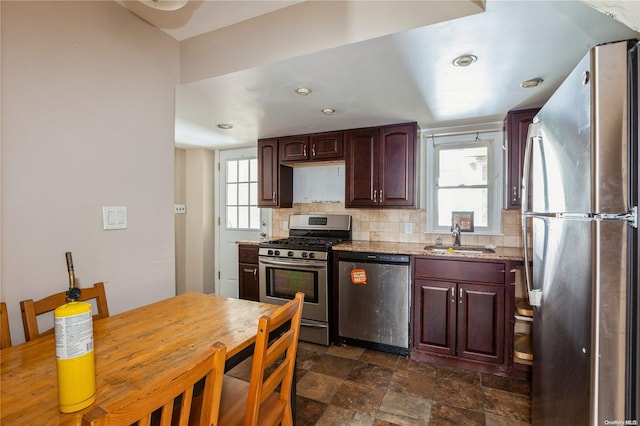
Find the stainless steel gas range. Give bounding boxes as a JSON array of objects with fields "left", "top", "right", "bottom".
[{"left": 258, "top": 214, "right": 351, "bottom": 345}]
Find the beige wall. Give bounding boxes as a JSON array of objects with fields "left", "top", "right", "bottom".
[
  {"left": 1, "top": 1, "right": 180, "bottom": 344},
  {"left": 174, "top": 148, "right": 215, "bottom": 295},
  {"left": 174, "top": 149, "right": 186, "bottom": 294}
]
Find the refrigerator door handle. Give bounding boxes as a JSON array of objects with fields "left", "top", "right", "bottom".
[
  {"left": 594, "top": 206, "right": 638, "bottom": 228},
  {"left": 521, "top": 122, "right": 542, "bottom": 307}
]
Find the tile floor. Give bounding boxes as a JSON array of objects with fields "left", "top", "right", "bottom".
[{"left": 227, "top": 342, "right": 532, "bottom": 426}]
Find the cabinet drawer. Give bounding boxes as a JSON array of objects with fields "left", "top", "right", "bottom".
[
  {"left": 238, "top": 245, "right": 259, "bottom": 264},
  {"left": 414, "top": 257, "right": 505, "bottom": 284}
]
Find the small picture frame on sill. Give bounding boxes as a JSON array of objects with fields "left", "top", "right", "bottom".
[{"left": 451, "top": 211, "right": 474, "bottom": 232}]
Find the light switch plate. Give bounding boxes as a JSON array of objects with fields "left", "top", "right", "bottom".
[
  {"left": 103, "top": 206, "right": 127, "bottom": 230},
  {"left": 404, "top": 223, "right": 413, "bottom": 234},
  {"left": 174, "top": 204, "right": 186, "bottom": 214}
]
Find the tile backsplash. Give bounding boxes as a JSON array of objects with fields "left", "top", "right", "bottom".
[{"left": 271, "top": 202, "right": 523, "bottom": 248}]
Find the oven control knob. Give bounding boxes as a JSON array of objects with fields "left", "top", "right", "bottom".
[
  {"left": 274, "top": 250, "right": 280, "bottom": 256},
  {"left": 302, "top": 252, "right": 308, "bottom": 258},
  {"left": 287, "top": 251, "right": 294, "bottom": 257},
  {"left": 308, "top": 252, "right": 315, "bottom": 259},
  {"left": 267, "top": 249, "right": 274, "bottom": 256}
]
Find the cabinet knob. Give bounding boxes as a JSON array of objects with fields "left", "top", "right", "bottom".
[
  {"left": 451, "top": 287, "right": 455, "bottom": 303},
  {"left": 312, "top": 143, "right": 316, "bottom": 157},
  {"left": 459, "top": 288, "right": 463, "bottom": 304},
  {"left": 303, "top": 145, "right": 307, "bottom": 157},
  {"left": 272, "top": 191, "right": 276, "bottom": 203},
  {"left": 253, "top": 268, "right": 257, "bottom": 279}
]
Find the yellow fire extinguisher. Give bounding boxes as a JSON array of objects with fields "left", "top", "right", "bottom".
[{"left": 54, "top": 252, "right": 96, "bottom": 413}]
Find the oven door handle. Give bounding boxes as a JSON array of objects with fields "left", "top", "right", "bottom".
[
  {"left": 259, "top": 258, "right": 326, "bottom": 269},
  {"left": 300, "top": 320, "right": 328, "bottom": 328}
]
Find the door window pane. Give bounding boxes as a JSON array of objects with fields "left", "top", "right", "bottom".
[
  {"left": 225, "top": 158, "right": 260, "bottom": 230},
  {"left": 227, "top": 206, "right": 238, "bottom": 228},
  {"left": 227, "top": 183, "right": 238, "bottom": 205}
]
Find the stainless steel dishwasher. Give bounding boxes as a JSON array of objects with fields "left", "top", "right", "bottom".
[{"left": 337, "top": 251, "right": 410, "bottom": 354}]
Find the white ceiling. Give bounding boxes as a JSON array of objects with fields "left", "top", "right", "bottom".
[{"left": 120, "top": 1, "right": 640, "bottom": 150}]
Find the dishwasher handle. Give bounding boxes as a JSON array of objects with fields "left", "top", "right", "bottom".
[{"left": 337, "top": 251, "right": 409, "bottom": 264}]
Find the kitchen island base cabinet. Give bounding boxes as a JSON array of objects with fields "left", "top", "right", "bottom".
[{"left": 412, "top": 257, "right": 510, "bottom": 374}]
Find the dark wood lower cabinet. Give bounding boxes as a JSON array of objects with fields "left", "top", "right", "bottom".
[
  {"left": 238, "top": 245, "right": 259, "bottom": 302},
  {"left": 414, "top": 279, "right": 457, "bottom": 356},
  {"left": 457, "top": 282, "right": 504, "bottom": 364},
  {"left": 412, "top": 256, "right": 511, "bottom": 374}
]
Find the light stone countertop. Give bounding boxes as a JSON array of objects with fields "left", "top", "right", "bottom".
[
  {"left": 236, "top": 240, "right": 261, "bottom": 246},
  {"left": 332, "top": 240, "right": 526, "bottom": 262}
]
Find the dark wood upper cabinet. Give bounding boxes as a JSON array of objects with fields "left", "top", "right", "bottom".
[
  {"left": 379, "top": 124, "right": 417, "bottom": 207},
  {"left": 505, "top": 108, "right": 539, "bottom": 209},
  {"left": 279, "top": 132, "right": 344, "bottom": 163},
  {"left": 345, "top": 127, "right": 379, "bottom": 207},
  {"left": 258, "top": 138, "right": 292, "bottom": 208},
  {"left": 259, "top": 122, "right": 415, "bottom": 209},
  {"left": 279, "top": 135, "right": 309, "bottom": 162},
  {"left": 345, "top": 122, "right": 417, "bottom": 208},
  {"left": 309, "top": 131, "right": 344, "bottom": 161}
]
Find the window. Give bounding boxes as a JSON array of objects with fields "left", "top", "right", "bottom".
[
  {"left": 226, "top": 158, "right": 260, "bottom": 230},
  {"left": 426, "top": 131, "right": 503, "bottom": 234}
]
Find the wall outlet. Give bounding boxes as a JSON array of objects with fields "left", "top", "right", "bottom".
[
  {"left": 174, "top": 204, "right": 186, "bottom": 214},
  {"left": 405, "top": 223, "right": 413, "bottom": 234},
  {"left": 282, "top": 221, "right": 289, "bottom": 230}
]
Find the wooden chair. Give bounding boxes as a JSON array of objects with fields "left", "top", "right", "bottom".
[
  {"left": 218, "top": 292, "right": 304, "bottom": 426},
  {"left": 1, "top": 302, "right": 12, "bottom": 349},
  {"left": 20, "top": 282, "right": 110, "bottom": 341},
  {"left": 82, "top": 342, "right": 227, "bottom": 426}
]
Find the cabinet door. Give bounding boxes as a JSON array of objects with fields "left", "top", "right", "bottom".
[
  {"left": 310, "top": 131, "right": 344, "bottom": 161},
  {"left": 379, "top": 123, "right": 417, "bottom": 207},
  {"left": 457, "top": 282, "right": 505, "bottom": 363},
  {"left": 258, "top": 138, "right": 292, "bottom": 208},
  {"left": 345, "top": 127, "right": 378, "bottom": 207},
  {"left": 279, "top": 135, "right": 309, "bottom": 162},
  {"left": 505, "top": 108, "right": 539, "bottom": 209},
  {"left": 413, "top": 279, "right": 457, "bottom": 356},
  {"left": 238, "top": 262, "right": 259, "bottom": 301},
  {"left": 258, "top": 139, "right": 278, "bottom": 206}
]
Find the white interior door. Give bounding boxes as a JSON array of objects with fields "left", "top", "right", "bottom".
[{"left": 215, "top": 148, "right": 271, "bottom": 298}]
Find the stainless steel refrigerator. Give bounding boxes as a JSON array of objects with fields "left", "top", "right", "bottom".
[{"left": 522, "top": 39, "right": 639, "bottom": 425}]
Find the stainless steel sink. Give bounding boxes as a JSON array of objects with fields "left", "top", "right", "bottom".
[{"left": 423, "top": 245, "right": 495, "bottom": 254}]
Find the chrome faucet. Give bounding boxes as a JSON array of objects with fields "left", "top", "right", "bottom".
[{"left": 452, "top": 223, "right": 461, "bottom": 247}]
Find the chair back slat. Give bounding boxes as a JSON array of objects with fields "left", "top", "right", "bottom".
[
  {"left": 82, "top": 342, "right": 226, "bottom": 426},
  {"left": 1, "top": 302, "right": 12, "bottom": 349},
  {"left": 20, "top": 282, "right": 109, "bottom": 341},
  {"left": 245, "top": 292, "right": 304, "bottom": 426}
]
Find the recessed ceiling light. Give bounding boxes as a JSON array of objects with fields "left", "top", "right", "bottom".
[
  {"left": 321, "top": 108, "right": 335, "bottom": 115},
  {"left": 294, "top": 87, "right": 312, "bottom": 96},
  {"left": 520, "top": 78, "right": 544, "bottom": 88},
  {"left": 452, "top": 54, "right": 477, "bottom": 67},
  {"left": 140, "top": 0, "right": 189, "bottom": 11},
  {"left": 216, "top": 123, "right": 234, "bottom": 129}
]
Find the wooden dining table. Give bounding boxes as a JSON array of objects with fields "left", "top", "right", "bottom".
[{"left": 0, "top": 292, "right": 281, "bottom": 425}]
